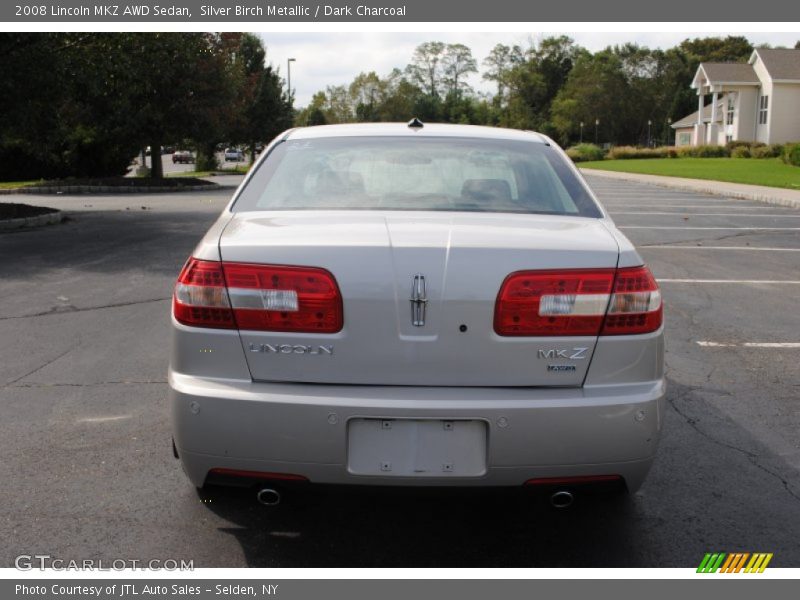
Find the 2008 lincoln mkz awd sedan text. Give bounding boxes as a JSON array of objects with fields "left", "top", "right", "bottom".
[{"left": 169, "top": 122, "right": 665, "bottom": 506}]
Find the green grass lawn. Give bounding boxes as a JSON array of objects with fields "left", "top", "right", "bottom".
[
  {"left": 580, "top": 158, "right": 800, "bottom": 190},
  {"left": 166, "top": 165, "right": 250, "bottom": 178},
  {"left": 0, "top": 180, "right": 39, "bottom": 189}
]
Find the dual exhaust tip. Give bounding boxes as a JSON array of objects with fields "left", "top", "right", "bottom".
[{"left": 256, "top": 486, "right": 574, "bottom": 508}]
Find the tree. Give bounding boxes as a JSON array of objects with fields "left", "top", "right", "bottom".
[
  {"left": 226, "top": 34, "right": 294, "bottom": 163},
  {"left": 350, "top": 71, "right": 384, "bottom": 122},
  {"left": 501, "top": 37, "right": 585, "bottom": 134},
  {"left": 551, "top": 50, "right": 630, "bottom": 145},
  {"left": 406, "top": 41, "right": 446, "bottom": 97},
  {"left": 124, "top": 33, "right": 239, "bottom": 178},
  {"left": 0, "top": 35, "right": 129, "bottom": 179},
  {"left": 441, "top": 43, "right": 478, "bottom": 96},
  {"left": 377, "top": 69, "right": 422, "bottom": 121},
  {"left": 482, "top": 43, "right": 523, "bottom": 100}
]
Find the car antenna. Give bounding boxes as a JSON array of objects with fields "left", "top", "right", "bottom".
[{"left": 407, "top": 117, "right": 424, "bottom": 129}]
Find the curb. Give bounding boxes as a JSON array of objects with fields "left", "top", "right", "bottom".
[
  {"left": 0, "top": 183, "right": 219, "bottom": 195},
  {"left": 581, "top": 169, "right": 800, "bottom": 209},
  {"left": 0, "top": 211, "right": 63, "bottom": 232}
]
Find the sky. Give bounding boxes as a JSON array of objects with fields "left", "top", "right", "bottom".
[{"left": 258, "top": 31, "right": 800, "bottom": 107}]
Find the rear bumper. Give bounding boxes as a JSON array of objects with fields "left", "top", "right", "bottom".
[{"left": 169, "top": 371, "right": 665, "bottom": 491}]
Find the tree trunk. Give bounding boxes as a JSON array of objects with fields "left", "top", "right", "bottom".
[{"left": 150, "top": 141, "right": 163, "bottom": 179}]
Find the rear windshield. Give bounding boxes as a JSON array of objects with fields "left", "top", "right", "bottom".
[{"left": 232, "top": 136, "right": 602, "bottom": 217}]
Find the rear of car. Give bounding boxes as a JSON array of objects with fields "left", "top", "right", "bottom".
[
  {"left": 172, "top": 150, "right": 195, "bottom": 164},
  {"left": 224, "top": 148, "right": 244, "bottom": 162},
  {"left": 169, "top": 124, "right": 664, "bottom": 496}
]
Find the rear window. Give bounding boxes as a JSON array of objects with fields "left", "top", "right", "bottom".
[{"left": 232, "top": 136, "right": 602, "bottom": 217}]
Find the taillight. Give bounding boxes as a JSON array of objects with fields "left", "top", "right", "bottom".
[
  {"left": 223, "top": 262, "right": 343, "bottom": 333},
  {"left": 173, "top": 259, "right": 235, "bottom": 329},
  {"left": 494, "top": 266, "right": 661, "bottom": 337},
  {"left": 601, "top": 266, "right": 662, "bottom": 335},
  {"left": 494, "top": 269, "right": 615, "bottom": 336},
  {"left": 173, "top": 258, "right": 343, "bottom": 333}
]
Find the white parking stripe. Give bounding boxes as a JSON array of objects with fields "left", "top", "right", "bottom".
[
  {"left": 610, "top": 211, "right": 800, "bottom": 217},
  {"left": 697, "top": 342, "right": 800, "bottom": 348},
  {"left": 77, "top": 415, "right": 132, "bottom": 423},
  {"left": 658, "top": 279, "right": 800, "bottom": 284},
  {"left": 642, "top": 246, "right": 800, "bottom": 252},
  {"left": 619, "top": 226, "right": 800, "bottom": 230}
]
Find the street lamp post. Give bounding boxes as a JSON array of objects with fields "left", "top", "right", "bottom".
[
  {"left": 667, "top": 117, "right": 672, "bottom": 146},
  {"left": 594, "top": 119, "right": 599, "bottom": 145},
  {"left": 287, "top": 57, "right": 296, "bottom": 98},
  {"left": 580, "top": 121, "right": 584, "bottom": 144},
  {"left": 647, "top": 119, "right": 652, "bottom": 147}
]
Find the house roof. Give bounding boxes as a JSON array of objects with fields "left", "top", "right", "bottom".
[
  {"left": 691, "top": 62, "right": 758, "bottom": 89},
  {"left": 750, "top": 48, "right": 800, "bottom": 81},
  {"left": 671, "top": 96, "right": 726, "bottom": 129}
]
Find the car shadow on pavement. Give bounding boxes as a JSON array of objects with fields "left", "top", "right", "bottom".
[{"left": 197, "top": 483, "right": 640, "bottom": 567}]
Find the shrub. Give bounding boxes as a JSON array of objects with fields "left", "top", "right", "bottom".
[
  {"left": 676, "top": 145, "right": 730, "bottom": 158},
  {"left": 783, "top": 143, "right": 800, "bottom": 167},
  {"left": 725, "top": 140, "right": 752, "bottom": 151},
  {"left": 566, "top": 143, "right": 605, "bottom": 162},
  {"left": 731, "top": 146, "right": 751, "bottom": 158},
  {"left": 751, "top": 144, "right": 783, "bottom": 159},
  {"left": 607, "top": 146, "right": 677, "bottom": 160}
]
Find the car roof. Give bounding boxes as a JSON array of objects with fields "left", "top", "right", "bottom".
[{"left": 285, "top": 122, "right": 550, "bottom": 144}]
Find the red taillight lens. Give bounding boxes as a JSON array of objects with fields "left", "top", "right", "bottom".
[
  {"left": 172, "top": 258, "right": 343, "bottom": 333},
  {"left": 222, "top": 262, "right": 343, "bottom": 333},
  {"left": 601, "top": 266, "right": 662, "bottom": 335},
  {"left": 494, "top": 269, "right": 616, "bottom": 336},
  {"left": 173, "top": 259, "right": 236, "bottom": 329},
  {"left": 494, "top": 265, "right": 662, "bottom": 337}
]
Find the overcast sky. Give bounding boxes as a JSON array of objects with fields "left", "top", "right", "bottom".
[{"left": 258, "top": 31, "right": 800, "bottom": 107}]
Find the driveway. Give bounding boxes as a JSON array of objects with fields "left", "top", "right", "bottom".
[{"left": 1, "top": 177, "right": 799, "bottom": 567}]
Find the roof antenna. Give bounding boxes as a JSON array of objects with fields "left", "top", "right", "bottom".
[{"left": 407, "top": 117, "right": 424, "bottom": 129}]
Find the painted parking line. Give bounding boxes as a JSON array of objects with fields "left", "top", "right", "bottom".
[
  {"left": 697, "top": 341, "right": 800, "bottom": 348},
  {"left": 619, "top": 226, "right": 800, "bottom": 230},
  {"left": 642, "top": 245, "right": 800, "bottom": 252},
  {"left": 658, "top": 279, "right": 800, "bottom": 284},
  {"left": 610, "top": 211, "right": 800, "bottom": 217}
]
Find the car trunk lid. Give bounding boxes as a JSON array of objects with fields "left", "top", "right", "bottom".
[{"left": 219, "top": 211, "right": 620, "bottom": 386}]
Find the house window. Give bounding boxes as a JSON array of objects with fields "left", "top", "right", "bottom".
[
  {"left": 677, "top": 132, "right": 692, "bottom": 146},
  {"left": 726, "top": 135, "right": 733, "bottom": 143},
  {"left": 726, "top": 95, "right": 735, "bottom": 125},
  {"left": 758, "top": 95, "right": 769, "bottom": 125}
]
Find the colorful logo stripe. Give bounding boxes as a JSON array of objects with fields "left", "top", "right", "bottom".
[{"left": 697, "top": 553, "right": 773, "bottom": 573}]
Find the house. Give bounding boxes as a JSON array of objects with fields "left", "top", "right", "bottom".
[{"left": 672, "top": 48, "right": 800, "bottom": 147}]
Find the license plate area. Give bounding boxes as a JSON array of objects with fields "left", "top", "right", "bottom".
[{"left": 347, "top": 418, "right": 487, "bottom": 477}]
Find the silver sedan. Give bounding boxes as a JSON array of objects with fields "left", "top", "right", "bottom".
[{"left": 169, "top": 122, "right": 664, "bottom": 507}]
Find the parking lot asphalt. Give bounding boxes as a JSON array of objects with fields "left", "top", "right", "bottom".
[{"left": 1, "top": 176, "right": 799, "bottom": 568}]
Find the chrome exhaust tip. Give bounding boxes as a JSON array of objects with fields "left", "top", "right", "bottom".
[
  {"left": 550, "top": 490, "right": 574, "bottom": 508},
  {"left": 256, "top": 487, "right": 281, "bottom": 506}
]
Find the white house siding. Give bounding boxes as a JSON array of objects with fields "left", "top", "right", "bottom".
[
  {"left": 769, "top": 83, "right": 800, "bottom": 144},
  {"left": 675, "top": 127, "right": 694, "bottom": 147},
  {"left": 752, "top": 56, "right": 773, "bottom": 144},
  {"left": 735, "top": 87, "right": 758, "bottom": 143}
]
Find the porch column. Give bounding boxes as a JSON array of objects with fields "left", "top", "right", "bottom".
[
  {"left": 708, "top": 91, "right": 719, "bottom": 145},
  {"left": 695, "top": 91, "right": 705, "bottom": 146}
]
